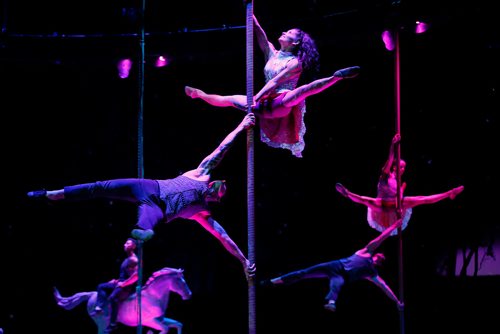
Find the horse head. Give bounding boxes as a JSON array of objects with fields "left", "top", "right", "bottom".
[{"left": 143, "top": 267, "right": 192, "bottom": 301}]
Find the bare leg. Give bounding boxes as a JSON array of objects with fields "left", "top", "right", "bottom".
[
  {"left": 403, "top": 185, "right": 464, "bottom": 209},
  {"left": 281, "top": 66, "right": 360, "bottom": 108},
  {"left": 335, "top": 183, "right": 386, "bottom": 210},
  {"left": 185, "top": 86, "right": 248, "bottom": 111}
]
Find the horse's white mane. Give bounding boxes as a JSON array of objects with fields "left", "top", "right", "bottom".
[{"left": 144, "top": 267, "right": 184, "bottom": 288}]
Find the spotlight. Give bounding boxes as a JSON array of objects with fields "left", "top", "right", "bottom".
[
  {"left": 415, "top": 21, "right": 429, "bottom": 34},
  {"left": 154, "top": 55, "right": 169, "bottom": 68},
  {"left": 382, "top": 30, "right": 395, "bottom": 51},
  {"left": 117, "top": 58, "right": 133, "bottom": 79}
]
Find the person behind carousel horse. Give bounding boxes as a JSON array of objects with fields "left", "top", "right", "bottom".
[
  {"left": 92, "top": 238, "right": 138, "bottom": 333},
  {"left": 27, "top": 113, "right": 257, "bottom": 278},
  {"left": 185, "top": 14, "right": 360, "bottom": 158},
  {"left": 260, "top": 218, "right": 405, "bottom": 313}
]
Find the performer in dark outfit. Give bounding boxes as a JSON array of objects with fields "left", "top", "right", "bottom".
[
  {"left": 93, "top": 238, "right": 138, "bottom": 333},
  {"left": 28, "top": 113, "right": 256, "bottom": 278},
  {"left": 261, "top": 218, "right": 405, "bottom": 312}
]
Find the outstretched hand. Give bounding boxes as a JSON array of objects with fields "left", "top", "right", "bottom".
[{"left": 335, "top": 183, "right": 349, "bottom": 198}]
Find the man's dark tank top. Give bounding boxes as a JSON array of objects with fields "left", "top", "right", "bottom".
[
  {"left": 340, "top": 253, "right": 377, "bottom": 282},
  {"left": 156, "top": 175, "right": 209, "bottom": 222}
]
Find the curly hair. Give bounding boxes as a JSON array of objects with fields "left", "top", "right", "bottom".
[{"left": 292, "top": 29, "right": 320, "bottom": 74}]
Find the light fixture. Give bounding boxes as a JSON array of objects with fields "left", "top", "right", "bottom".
[
  {"left": 381, "top": 30, "right": 395, "bottom": 51},
  {"left": 414, "top": 20, "right": 429, "bottom": 34},
  {"left": 154, "top": 55, "right": 169, "bottom": 68},
  {"left": 381, "top": 19, "right": 430, "bottom": 50},
  {"left": 117, "top": 58, "right": 133, "bottom": 79}
]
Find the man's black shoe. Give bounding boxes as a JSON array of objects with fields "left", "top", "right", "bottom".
[
  {"left": 259, "top": 279, "right": 276, "bottom": 288},
  {"left": 27, "top": 190, "right": 47, "bottom": 198}
]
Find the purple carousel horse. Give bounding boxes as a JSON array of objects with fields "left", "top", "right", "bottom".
[{"left": 54, "top": 267, "right": 192, "bottom": 334}]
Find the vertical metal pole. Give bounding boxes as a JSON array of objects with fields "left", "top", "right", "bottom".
[
  {"left": 394, "top": 29, "right": 405, "bottom": 334},
  {"left": 244, "top": 2, "right": 256, "bottom": 334},
  {"left": 136, "top": 0, "right": 146, "bottom": 333},
  {"left": 136, "top": 240, "right": 144, "bottom": 334}
]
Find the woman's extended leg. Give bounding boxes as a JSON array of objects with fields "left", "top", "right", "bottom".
[
  {"left": 185, "top": 86, "right": 248, "bottom": 111},
  {"left": 336, "top": 183, "right": 386, "bottom": 211},
  {"left": 280, "top": 66, "right": 360, "bottom": 108},
  {"left": 403, "top": 185, "right": 464, "bottom": 209}
]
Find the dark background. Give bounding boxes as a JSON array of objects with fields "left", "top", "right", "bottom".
[{"left": 2, "top": 1, "right": 499, "bottom": 334}]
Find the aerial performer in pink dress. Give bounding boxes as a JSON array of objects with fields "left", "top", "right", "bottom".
[
  {"left": 336, "top": 134, "right": 465, "bottom": 235},
  {"left": 186, "top": 14, "right": 360, "bottom": 158}
]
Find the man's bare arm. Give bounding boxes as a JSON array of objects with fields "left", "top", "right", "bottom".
[
  {"left": 365, "top": 218, "right": 402, "bottom": 253},
  {"left": 196, "top": 113, "right": 255, "bottom": 176}
]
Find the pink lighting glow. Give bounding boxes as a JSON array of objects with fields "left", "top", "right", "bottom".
[
  {"left": 381, "top": 30, "right": 395, "bottom": 51},
  {"left": 117, "top": 58, "right": 133, "bottom": 79},
  {"left": 415, "top": 21, "right": 429, "bottom": 34},
  {"left": 155, "top": 56, "right": 168, "bottom": 68}
]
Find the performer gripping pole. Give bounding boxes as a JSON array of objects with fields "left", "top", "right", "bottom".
[
  {"left": 184, "top": 12, "right": 360, "bottom": 158},
  {"left": 394, "top": 28, "right": 404, "bottom": 334}
]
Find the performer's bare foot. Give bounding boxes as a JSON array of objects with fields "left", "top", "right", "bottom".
[
  {"left": 449, "top": 185, "right": 464, "bottom": 200},
  {"left": 335, "top": 183, "right": 349, "bottom": 198},
  {"left": 185, "top": 86, "right": 201, "bottom": 99}
]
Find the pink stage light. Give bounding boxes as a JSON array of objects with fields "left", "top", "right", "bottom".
[
  {"left": 381, "top": 30, "right": 395, "bottom": 51},
  {"left": 155, "top": 55, "right": 168, "bottom": 68},
  {"left": 117, "top": 58, "right": 133, "bottom": 79},
  {"left": 415, "top": 21, "right": 429, "bottom": 34}
]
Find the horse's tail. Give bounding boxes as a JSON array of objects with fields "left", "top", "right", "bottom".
[{"left": 53, "top": 287, "right": 96, "bottom": 310}]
